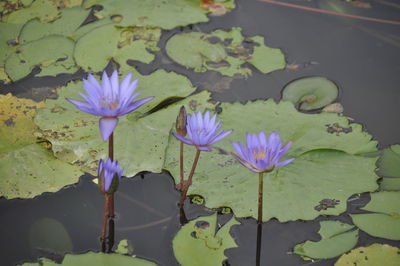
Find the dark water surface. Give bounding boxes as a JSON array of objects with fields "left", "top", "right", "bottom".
[{"left": 1, "top": 0, "right": 400, "bottom": 265}]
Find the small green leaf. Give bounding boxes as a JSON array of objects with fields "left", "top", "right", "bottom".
[
  {"left": 335, "top": 244, "right": 400, "bottom": 266},
  {"left": 351, "top": 191, "right": 400, "bottom": 240},
  {"left": 173, "top": 213, "right": 239, "bottom": 266},
  {"left": 282, "top": 76, "right": 339, "bottom": 111},
  {"left": 3, "top": 0, "right": 59, "bottom": 24},
  {"left": 294, "top": 221, "right": 358, "bottom": 259}
]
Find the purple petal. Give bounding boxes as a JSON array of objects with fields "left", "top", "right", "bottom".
[
  {"left": 120, "top": 72, "right": 132, "bottom": 92},
  {"left": 118, "top": 96, "right": 154, "bottom": 116},
  {"left": 110, "top": 70, "right": 119, "bottom": 97},
  {"left": 209, "top": 129, "right": 232, "bottom": 144},
  {"left": 99, "top": 117, "right": 119, "bottom": 142},
  {"left": 172, "top": 132, "right": 193, "bottom": 145},
  {"left": 198, "top": 146, "right": 212, "bottom": 151},
  {"left": 276, "top": 158, "right": 295, "bottom": 168}
]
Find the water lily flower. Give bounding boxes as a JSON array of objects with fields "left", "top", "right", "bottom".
[
  {"left": 67, "top": 70, "right": 154, "bottom": 141},
  {"left": 231, "top": 131, "right": 295, "bottom": 173},
  {"left": 98, "top": 158, "right": 124, "bottom": 193},
  {"left": 172, "top": 110, "right": 232, "bottom": 151}
]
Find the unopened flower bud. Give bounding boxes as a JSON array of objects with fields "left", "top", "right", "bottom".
[{"left": 176, "top": 106, "right": 187, "bottom": 137}]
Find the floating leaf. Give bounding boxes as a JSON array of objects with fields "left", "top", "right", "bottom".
[
  {"left": 19, "top": 6, "right": 90, "bottom": 43},
  {"left": 0, "top": 94, "right": 83, "bottom": 199},
  {"left": 377, "top": 145, "right": 400, "bottom": 178},
  {"left": 173, "top": 213, "right": 239, "bottom": 266},
  {"left": 2, "top": 0, "right": 59, "bottom": 24},
  {"left": 164, "top": 100, "right": 378, "bottom": 221},
  {"left": 294, "top": 221, "right": 358, "bottom": 259},
  {"left": 29, "top": 217, "right": 73, "bottom": 255},
  {"left": 166, "top": 27, "right": 286, "bottom": 77},
  {"left": 21, "top": 251, "right": 157, "bottom": 266},
  {"left": 34, "top": 70, "right": 212, "bottom": 176},
  {"left": 115, "top": 239, "right": 134, "bottom": 255},
  {"left": 350, "top": 191, "right": 400, "bottom": 240},
  {"left": 335, "top": 244, "right": 400, "bottom": 266},
  {"left": 5, "top": 35, "right": 78, "bottom": 81},
  {"left": 380, "top": 178, "right": 400, "bottom": 191},
  {"left": 74, "top": 24, "right": 159, "bottom": 72},
  {"left": 247, "top": 35, "right": 286, "bottom": 74},
  {"left": 0, "top": 22, "right": 23, "bottom": 66},
  {"left": 282, "top": 77, "right": 339, "bottom": 111},
  {"left": 84, "top": 0, "right": 217, "bottom": 29}
]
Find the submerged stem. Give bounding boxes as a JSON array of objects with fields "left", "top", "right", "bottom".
[
  {"left": 179, "top": 149, "right": 201, "bottom": 206},
  {"left": 258, "top": 172, "right": 264, "bottom": 224},
  {"left": 101, "top": 194, "right": 110, "bottom": 244}
]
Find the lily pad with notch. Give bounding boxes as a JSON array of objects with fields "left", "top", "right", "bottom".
[
  {"left": 334, "top": 244, "right": 400, "bottom": 266},
  {"left": 172, "top": 213, "right": 239, "bottom": 266},
  {"left": 294, "top": 220, "right": 358, "bottom": 260},
  {"left": 282, "top": 76, "right": 339, "bottom": 111}
]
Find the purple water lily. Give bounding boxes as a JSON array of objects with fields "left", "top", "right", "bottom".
[
  {"left": 173, "top": 110, "right": 232, "bottom": 151},
  {"left": 231, "top": 131, "right": 295, "bottom": 173},
  {"left": 67, "top": 70, "right": 154, "bottom": 141},
  {"left": 98, "top": 158, "right": 124, "bottom": 193}
]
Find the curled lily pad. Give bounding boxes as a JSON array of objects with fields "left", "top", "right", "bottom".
[
  {"left": 350, "top": 191, "right": 400, "bottom": 240},
  {"left": 294, "top": 221, "right": 358, "bottom": 259},
  {"left": 282, "top": 76, "right": 339, "bottom": 111},
  {"left": 335, "top": 244, "right": 400, "bottom": 266},
  {"left": 172, "top": 213, "right": 239, "bottom": 266}
]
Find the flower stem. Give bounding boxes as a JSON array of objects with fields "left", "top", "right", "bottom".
[
  {"left": 101, "top": 194, "right": 110, "bottom": 243},
  {"left": 179, "top": 149, "right": 201, "bottom": 206},
  {"left": 108, "top": 132, "right": 115, "bottom": 217},
  {"left": 258, "top": 172, "right": 264, "bottom": 224},
  {"left": 178, "top": 142, "right": 184, "bottom": 190}
]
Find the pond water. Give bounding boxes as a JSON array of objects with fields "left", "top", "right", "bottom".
[{"left": 1, "top": 0, "right": 400, "bottom": 265}]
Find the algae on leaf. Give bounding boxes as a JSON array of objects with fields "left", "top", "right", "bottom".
[
  {"left": 294, "top": 221, "right": 358, "bottom": 259},
  {"left": 34, "top": 71, "right": 213, "bottom": 177},
  {"left": 84, "top": 0, "right": 218, "bottom": 29},
  {"left": 2, "top": 0, "right": 59, "bottom": 24},
  {"left": 164, "top": 100, "right": 379, "bottom": 221},
  {"left": 166, "top": 27, "right": 286, "bottom": 77},
  {"left": 0, "top": 94, "right": 83, "bottom": 199},
  {"left": 335, "top": 244, "right": 400, "bottom": 266},
  {"left": 350, "top": 191, "right": 400, "bottom": 240},
  {"left": 173, "top": 213, "right": 239, "bottom": 266},
  {"left": 21, "top": 250, "right": 157, "bottom": 265}
]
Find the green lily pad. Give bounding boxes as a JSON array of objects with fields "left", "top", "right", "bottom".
[
  {"left": 294, "top": 221, "right": 358, "bottom": 259},
  {"left": 21, "top": 250, "right": 157, "bottom": 265},
  {"left": 73, "top": 24, "right": 159, "bottom": 72},
  {"left": 173, "top": 213, "right": 239, "bottom": 266},
  {"left": 29, "top": 217, "right": 73, "bottom": 255},
  {"left": 377, "top": 145, "right": 400, "bottom": 178},
  {"left": 34, "top": 70, "right": 213, "bottom": 176},
  {"left": 0, "top": 22, "right": 23, "bottom": 66},
  {"left": 164, "top": 100, "right": 379, "bottom": 221},
  {"left": 5, "top": 35, "right": 78, "bottom": 81},
  {"left": 0, "top": 94, "right": 83, "bottom": 199},
  {"left": 335, "top": 244, "right": 400, "bottom": 266},
  {"left": 350, "top": 191, "right": 400, "bottom": 240},
  {"left": 2, "top": 0, "right": 59, "bottom": 24},
  {"left": 282, "top": 77, "right": 339, "bottom": 111},
  {"left": 83, "top": 0, "right": 214, "bottom": 29},
  {"left": 19, "top": 6, "right": 90, "bottom": 43},
  {"left": 380, "top": 178, "right": 400, "bottom": 191},
  {"left": 166, "top": 27, "right": 286, "bottom": 77},
  {"left": 247, "top": 35, "right": 286, "bottom": 74}
]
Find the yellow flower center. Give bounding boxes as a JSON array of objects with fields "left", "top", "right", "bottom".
[{"left": 253, "top": 149, "right": 266, "bottom": 160}]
